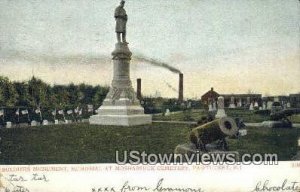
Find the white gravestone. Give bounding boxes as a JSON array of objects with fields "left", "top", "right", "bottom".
[
  {"left": 239, "top": 129, "right": 247, "bottom": 136},
  {"left": 31, "top": 120, "right": 38, "bottom": 127},
  {"left": 208, "top": 100, "right": 213, "bottom": 112},
  {"left": 6, "top": 121, "right": 12, "bottom": 128},
  {"left": 42, "top": 120, "right": 49, "bottom": 125},
  {"left": 215, "top": 96, "right": 227, "bottom": 118},
  {"left": 212, "top": 101, "right": 217, "bottom": 111},
  {"left": 65, "top": 120, "right": 72, "bottom": 124},
  {"left": 165, "top": 109, "right": 170, "bottom": 116},
  {"left": 267, "top": 101, "right": 273, "bottom": 110},
  {"left": 237, "top": 98, "right": 242, "bottom": 107},
  {"left": 249, "top": 103, "right": 254, "bottom": 111},
  {"left": 229, "top": 96, "right": 236, "bottom": 108},
  {"left": 263, "top": 102, "right": 267, "bottom": 110},
  {"left": 55, "top": 120, "right": 59, "bottom": 124},
  {"left": 246, "top": 97, "right": 251, "bottom": 105}
]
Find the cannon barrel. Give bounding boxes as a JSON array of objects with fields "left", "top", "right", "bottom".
[
  {"left": 190, "top": 117, "right": 238, "bottom": 146},
  {"left": 270, "top": 108, "right": 300, "bottom": 121}
]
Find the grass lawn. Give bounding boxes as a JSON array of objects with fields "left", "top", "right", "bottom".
[
  {"left": 153, "top": 108, "right": 271, "bottom": 123},
  {"left": 291, "top": 114, "right": 300, "bottom": 123},
  {"left": 228, "top": 126, "right": 299, "bottom": 160},
  {"left": 152, "top": 109, "right": 206, "bottom": 121},
  {"left": 0, "top": 122, "right": 299, "bottom": 164}
]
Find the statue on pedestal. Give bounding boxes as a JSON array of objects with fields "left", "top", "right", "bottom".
[
  {"left": 89, "top": 0, "right": 152, "bottom": 126},
  {"left": 115, "top": 0, "right": 127, "bottom": 43}
]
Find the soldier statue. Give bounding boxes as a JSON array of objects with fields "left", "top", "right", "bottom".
[{"left": 115, "top": 0, "right": 128, "bottom": 43}]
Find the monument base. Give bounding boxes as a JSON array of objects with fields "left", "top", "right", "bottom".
[
  {"left": 89, "top": 114, "right": 152, "bottom": 126},
  {"left": 89, "top": 41, "right": 152, "bottom": 126}
]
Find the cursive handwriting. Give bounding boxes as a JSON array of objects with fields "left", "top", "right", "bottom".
[
  {"left": 31, "top": 173, "right": 49, "bottom": 182},
  {"left": 92, "top": 178, "right": 204, "bottom": 192},
  {"left": 252, "top": 179, "right": 300, "bottom": 192},
  {"left": 4, "top": 185, "right": 30, "bottom": 192},
  {"left": 7, "top": 173, "right": 49, "bottom": 183}
]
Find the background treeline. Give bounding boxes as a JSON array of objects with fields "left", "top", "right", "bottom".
[
  {"left": 0, "top": 76, "right": 109, "bottom": 109},
  {"left": 0, "top": 76, "right": 109, "bottom": 123},
  {"left": 0, "top": 75, "right": 203, "bottom": 123}
]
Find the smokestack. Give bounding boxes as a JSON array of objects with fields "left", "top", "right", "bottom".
[
  {"left": 137, "top": 78, "right": 142, "bottom": 100},
  {"left": 179, "top": 73, "right": 183, "bottom": 101}
]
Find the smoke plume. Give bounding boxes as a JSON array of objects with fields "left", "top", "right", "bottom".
[
  {"left": 164, "top": 81, "right": 178, "bottom": 93},
  {"left": 134, "top": 54, "right": 182, "bottom": 74}
]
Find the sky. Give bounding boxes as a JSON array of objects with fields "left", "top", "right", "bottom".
[{"left": 0, "top": 0, "right": 299, "bottom": 98}]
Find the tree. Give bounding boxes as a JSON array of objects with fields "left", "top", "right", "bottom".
[
  {"left": 0, "top": 76, "right": 18, "bottom": 107},
  {"left": 66, "top": 83, "right": 80, "bottom": 106},
  {"left": 52, "top": 85, "right": 69, "bottom": 108},
  {"left": 28, "top": 76, "right": 48, "bottom": 108},
  {"left": 92, "top": 85, "right": 109, "bottom": 105},
  {"left": 13, "top": 81, "right": 30, "bottom": 106}
]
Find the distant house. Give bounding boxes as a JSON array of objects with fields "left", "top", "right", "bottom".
[
  {"left": 200, "top": 87, "right": 262, "bottom": 107},
  {"left": 201, "top": 88, "right": 219, "bottom": 105}
]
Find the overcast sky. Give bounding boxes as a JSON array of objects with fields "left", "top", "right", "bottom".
[{"left": 0, "top": 0, "right": 299, "bottom": 98}]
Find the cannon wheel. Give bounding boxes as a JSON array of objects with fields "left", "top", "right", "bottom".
[{"left": 197, "top": 138, "right": 207, "bottom": 152}]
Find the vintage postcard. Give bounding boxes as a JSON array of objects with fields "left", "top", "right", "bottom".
[{"left": 0, "top": 0, "right": 299, "bottom": 191}]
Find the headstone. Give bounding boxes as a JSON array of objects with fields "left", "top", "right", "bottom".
[
  {"left": 31, "top": 120, "right": 38, "bottom": 127},
  {"left": 165, "top": 109, "right": 170, "bottom": 116},
  {"left": 237, "top": 98, "right": 242, "bottom": 107},
  {"left": 267, "top": 101, "right": 273, "bottom": 110},
  {"left": 42, "top": 120, "right": 49, "bottom": 125},
  {"left": 239, "top": 129, "right": 247, "bottom": 136},
  {"left": 259, "top": 107, "right": 263, "bottom": 110},
  {"left": 187, "top": 102, "right": 192, "bottom": 108},
  {"left": 215, "top": 96, "right": 227, "bottom": 118},
  {"left": 249, "top": 103, "right": 254, "bottom": 111},
  {"left": 229, "top": 96, "right": 236, "bottom": 108},
  {"left": 246, "top": 97, "right": 251, "bottom": 105},
  {"left": 287, "top": 102, "right": 291, "bottom": 108},
  {"left": 263, "top": 102, "right": 267, "bottom": 110},
  {"left": 89, "top": 2, "right": 152, "bottom": 126},
  {"left": 212, "top": 101, "right": 217, "bottom": 111},
  {"left": 55, "top": 120, "right": 59, "bottom": 124},
  {"left": 6, "top": 121, "right": 12, "bottom": 128},
  {"left": 208, "top": 102, "right": 213, "bottom": 112},
  {"left": 254, "top": 101, "right": 259, "bottom": 107}
]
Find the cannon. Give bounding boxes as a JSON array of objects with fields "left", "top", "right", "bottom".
[
  {"left": 190, "top": 117, "right": 239, "bottom": 151},
  {"left": 270, "top": 108, "right": 300, "bottom": 121},
  {"left": 265, "top": 108, "right": 300, "bottom": 128}
]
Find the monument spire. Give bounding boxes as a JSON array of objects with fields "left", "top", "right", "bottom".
[{"left": 89, "top": 2, "right": 152, "bottom": 126}]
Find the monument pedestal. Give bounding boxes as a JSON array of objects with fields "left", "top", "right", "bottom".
[{"left": 89, "top": 42, "right": 152, "bottom": 126}]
